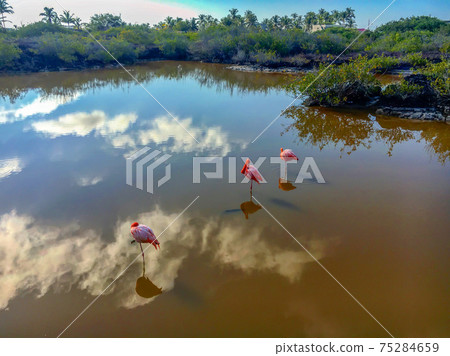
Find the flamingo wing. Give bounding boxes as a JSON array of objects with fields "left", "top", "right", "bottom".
[
  {"left": 131, "top": 226, "right": 154, "bottom": 243},
  {"left": 248, "top": 165, "right": 263, "bottom": 183},
  {"left": 282, "top": 149, "right": 299, "bottom": 160}
]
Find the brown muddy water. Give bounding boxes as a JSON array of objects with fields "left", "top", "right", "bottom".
[{"left": 0, "top": 61, "right": 448, "bottom": 337}]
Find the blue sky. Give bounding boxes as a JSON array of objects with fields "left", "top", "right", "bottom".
[
  {"left": 8, "top": 0, "right": 450, "bottom": 27},
  {"left": 168, "top": 0, "right": 450, "bottom": 27}
]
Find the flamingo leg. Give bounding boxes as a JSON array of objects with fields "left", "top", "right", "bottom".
[
  {"left": 139, "top": 242, "right": 144, "bottom": 260},
  {"left": 250, "top": 180, "right": 253, "bottom": 194}
]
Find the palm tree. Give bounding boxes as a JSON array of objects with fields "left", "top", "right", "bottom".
[
  {"left": 344, "top": 7, "right": 356, "bottom": 28},
  {"left": 40, "top": 7, "right": 58, "bottom": 25},
  {"left": 337, "top": 11, "right": 346, "bottom": 26},
  {"left": 197, "top": 14, "right": 207, "bottom": 29},
  {"left": 59, "top": 10, "right": 75, "bottom": 28},
  {"left": 291, "top": 13, "right": 302, "bottom": 29},
  {"left": 280, "top": 15, "right": 292, "bottom": 30},
  {"left": 164, "top": 16, "right": 174, "bottom": 28},
  {"left": 244, "top": 10, "right": 258, "bottom": 28},
  {"left": 206, "top": 15, "right": 218, "bottom": 26},
  {"left": 72, "top": 17, "right": 82, "bottom": 30},
  {"left": 0, "top": 0, "right": 14, "bottom": 30},
  {"left": 229, "top": 8, "right": 239, "bottom": 20},
  {"left": 331, "top": 10, "right": 340, "bottom": 25},
  {"left": 271, "top": 15, "right": 281, "bottom": 30},
  {"left": 189, "top": 17, "right": 198, "bottom": 31},
  {"left": 317, "top": 8, "right": 331, "bottom": 25},
  {"left": 261, "top": 18, "right": 271, "bottom": 31},
  {"left": 304, "top": 12, "right": 317, "bottom": 32}
]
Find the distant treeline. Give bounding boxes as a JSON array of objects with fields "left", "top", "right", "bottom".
[{"left": 0, "top": 4, "right": 449, "bottom": 72}]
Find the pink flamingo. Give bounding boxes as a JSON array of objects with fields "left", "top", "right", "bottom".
[
  {"left": 280, "top": 148, "right": 299, "bottom": 179},
  {"left": 280, "top": 148, "right": 299, "bottom": 161},
  {"left": 241, "top": 158, "right": 263, "bottom": 193},
  {"left": 130, "top": 222, "right": 160, "bottom": 258}
]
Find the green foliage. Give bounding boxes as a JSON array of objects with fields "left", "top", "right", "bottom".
[
  {"left": 383, "top": 82, "right": 423, "bottom": 96},
  {"left": 15, "top": 22, "right": 69, "bottom": 37},
  {"left": 416, "top": 58, "right": 450, "bottom": 96},
  {"left": 33, "top": 33, "right": 85, "bottom": 64},
  {"left": 375, "top": 16, "right": 448, "bottom": 35},
  {"left": 286, "top": 56, "right": 381, "bottom": 106},
  {"left": 88, "top": 13, "right": 126, "bottom": 31},
  {"left": 403, "top": 52, "right": 427, "bottom": 67},
  {"left": 249, "top": 49, "right": 279, "bottom": 65},
  {"left": 0, "top": 9, "right": 449, "bottom": 72},
  {"left": 154, "top": 31, "right": 189, "bottom": 59},
  {"left": 0, "top": 37, "right": 21, "bottom": 67},
  {"left": 367, "top": 54, "right": 399, "bottom": 72}
]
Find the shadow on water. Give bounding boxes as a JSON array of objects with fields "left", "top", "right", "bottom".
[
  {"left": 135, "top": 259, "right": 163, "bottom": 299},
  {"left": 283, "top": 106, "right": 450, "bottom": 164},
  {"left": 269, "top": 197, "right": 300, "bottom": 211}
]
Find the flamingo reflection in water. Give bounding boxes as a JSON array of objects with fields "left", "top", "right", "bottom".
[
  {"left": 135, "top": 258, "right": 163, "bottom": 299},
  {"left": 240, "top": 191, "right": 262, "bottom": 220},
  {"left": 278, "top": 178, "right": 297, "bottom": 192}
]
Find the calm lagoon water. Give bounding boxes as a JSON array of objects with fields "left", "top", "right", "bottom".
[{"left": 0, "top": 61, "right": 449, "bottom": 337}]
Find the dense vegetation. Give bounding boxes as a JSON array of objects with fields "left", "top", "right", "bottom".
[
  {"left": 0, "top": 3, "right": 448, "bottom": 73},
  {"left": 287, "top": 55, "right": 449, "bottom": 111}
]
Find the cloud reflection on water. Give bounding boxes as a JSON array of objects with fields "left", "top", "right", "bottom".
[
  {"left": 0, "top": 207, "right": 324, "bottom": 310},
  {"left": 29, "top": 109, "right": 238, "bottom": 156},
  {"left": 0, "top": 93, "right": 81, "bottom": 124},
  {"left": 0, "top": 158, "right": 23, "bottom": 180},
  {"left": 31, "top": 111, "right": 137, "bottom": 138}
]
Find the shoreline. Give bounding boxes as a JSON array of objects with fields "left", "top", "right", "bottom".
[
  {"left": 1, "top": 51, "right": 442, "bottom": 76},
  {"left": 1, "top": 59, "right": 447, "bottom": 123}
]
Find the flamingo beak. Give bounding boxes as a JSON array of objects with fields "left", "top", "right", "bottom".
[{"left": 240, "top": 164, "right": 247, "bottom": 174}]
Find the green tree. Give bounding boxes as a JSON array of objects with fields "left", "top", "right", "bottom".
[
  {"left": 280, "top": 16, "right": 292, "bottom": 30},
  {"left": 244, "top": 10, "right": 258, "bottom": 28},
  {"left": 229, "top": 8, "right": 239, "bottom": 21},
  {"left": 59, "top": 10, "right": 75, "bottom": 28},
  {"left": 40, "top": 7, "right": 59, "bottom": 25},
  {"left": 0, "top": 38, "right": 21, "bottom": 67},
  {"left": 164, "top": 16, "right": 174, "bottom": 29},
  {"left": 317, "top": 8, "right": 330, "bottom": 25},
  {"left": 344, "top": 8, "right": 356, "bottom": 28},
  {"left": 189, "top": 17, "right": 198, "bottom": 31},
  {"left": 89, "top": 13, "right": 125, "bottom": 31},
  {"left": 304, "top": 12, "right": 317, "bottom": 32},
  {"left": 0, "top": 0, "right": 14, "bottom": 30},
  {"left": 291, "top": 13, "right": 303, "bottom": 29},
  {"left": 73, "top": 17, "right": 83, "bottom": 30}
]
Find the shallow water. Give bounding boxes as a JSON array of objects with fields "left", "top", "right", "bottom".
[{"left": 0, "top": 61, "right": 449, "bottom": 337}]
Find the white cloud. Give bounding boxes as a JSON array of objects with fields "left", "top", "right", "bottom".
[
  {"left": 31, "top": 111, "right": 137, "bottom": 138},
  {"left": 76, "top": 176, "right": 103, "bottom": 186},
  {"left": 213, "top": 223, "right": 324, "bottom": 283},
  {"left": 0, "top": 208, "right": 326, "bottom": 310},
  {"left": 9, "top": 0, "right": 199, "bottom": 27},
  {"left": 0, "top": 158, "right": 23, "bottom": 180},
  {"left": 116, "top": 115, "right": 241, "bottom": 156},
  {"left": 0, "top": 93, "right": 81, "bottom": 124}
]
